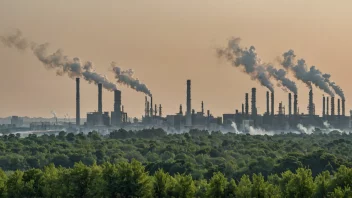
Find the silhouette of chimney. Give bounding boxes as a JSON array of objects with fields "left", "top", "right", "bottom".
[
  {"left": 288, "top": 93, "right": 292, "bottom": 116},
  {"left": 245, "top": 93, "right": 249, "bottom": 116},
  {"left": 338, "top": 99, "right": 341, "bottom": 117},
  {"left": 76, "top": 78, "right": 80, "bottom": 126},
  {"left": 186, "top": 80, "right": 192, "bottom": 125},
  {"left": 114, "top": 90, "right": 122, "bottom": 126},
  {"left": 271, "top": 92, "right": 274, "bottom": 116},
  {"left": 266, "top": 91, "right": 270, "bottom": 115},
  {"left": 331, "top": 97, "right": 335, "bottom": 117},
  {"left": 322, "top": 95, "right": 325, "bottom": 117},
  {"left": 294, "top": 94, "right": 298, "bottom": 115},
  {"left": 326, "top": 97, "right": 329, "bottom": 116},
  {"left": 251, "top": 88, "right": 257, "bottom": 117},
  {"left": 342, "top": 99, "right": 346, "bottom": 116},
  {"left": 159, "top": 104, "right": 162, "bottom": 117},
  {"left": 98, "top": 83, "right": 102, "bottom": 114}
]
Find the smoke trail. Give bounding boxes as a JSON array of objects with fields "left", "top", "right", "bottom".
[
  {"left": 1, "top": 30, "right": 117, "bottom": 91},
  {"left": 281, "top": 49, "right": 335, "bottom": 96},
  {"left": 217, "top": 37, "right": 274, "bottom": 92},
  {"left": 322, "top": 74, "right": 345, "bottom": 100},
  {"left": 110, "top": 62, "right": 152, "bottom": 96},
  {"left": 266, "top": 66, "right": 297, "bottom": 94}
]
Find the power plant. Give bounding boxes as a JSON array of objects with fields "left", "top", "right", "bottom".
[{"left": 68, "top": 77, "right": 352, "bottom": 134}]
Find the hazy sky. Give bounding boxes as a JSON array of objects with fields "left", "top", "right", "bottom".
[{"left": 1, "top": 0, "right": 352, "bottom": 118}]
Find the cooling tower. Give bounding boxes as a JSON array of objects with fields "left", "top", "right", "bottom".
[{"left": 76, "top": 78, "right": 80, "bottom": 126}]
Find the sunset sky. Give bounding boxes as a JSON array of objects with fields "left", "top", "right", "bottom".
[{"left": 1, "top": 0, "right": 352, "bottom": 118}]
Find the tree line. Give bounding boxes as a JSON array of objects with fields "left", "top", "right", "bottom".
[{"left": 1, "top": 160, "right": 352, "bottom": 197}]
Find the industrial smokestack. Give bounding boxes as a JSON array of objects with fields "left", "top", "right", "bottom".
[
  {"left": 186, "top": 80, "right": 192, "bottom": 126},
  {"left": 251, "top": 88, "right": 257, "bottom": 117},
  {"left": 266, "top": 91, "right": 270, "bottom": 115},
  {"left": 331, "top": 97, "right": 335, "bottom": 117},
  {"left": 288, "top": 93, "right": 292, "bottom": 116},
  {"left": 271, "top": 92, "right": 274, "bottom": 116},
  {"left": 242, "top": 103, "right": 244, "bottom": 115},
  {"left": 98, "top": 83, "right": 102, "bottom": 114},
  {"left": 245, "top": 93, "right": 249, "bottom": 116},
  {"left": 338, "top": 99, "right": 341, "bottom": 117},
  {"left": 323, "top": 96, "right": 326, "bottom": 117},
  {"left": 155, "top": 104, "right": 157, "bottom": 116},
  {"left": 159, "top": 104, "right": 162, "bottom": 117},
  {"left": 114, "top": 90, "right": 122, "bottom": 126},
  {"left": 147, "top": 101, "right": 150, "bottom": 117},
  {"left": 293, "top": 94, "right": 298, "bottom": 115},
  {"left": 201, "top": 101, "right": 204, "bottom": 115},
  {"left": 145, "top": 96, "right": 148, "bottom": 117},
  {"left": 342, "top": 99, "right": 346, "bottom": 116},
  {"left": 179, "top": 104, "right": 183, "bottom": 115},
  {"left": 150, "top": 96, "right": 153, "bottom": 117},
  {"left": 308, "top": 89, "right": 313, "bottom": 115},
  {"left": 76, "top": 78, "right": 80, "bottom": 126},
  {"left": 326, "top": 97, "right": 329, "bottom": 116}
]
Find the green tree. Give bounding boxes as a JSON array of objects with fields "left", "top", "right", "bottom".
[
  {"left": 0, "top": 169, "right": 7, "bottom": 198},
  {"left": 6, "top": 170, "right": 24, "bottom": 198},
  {"left": 236, "top": 175, "right": 252, "bottom": 198},
  {"left": 207, "top": 172, "right": 228, "bottom": 198},
  {"left": 172, "top": 173, "right": 196, "bottom": 198}
]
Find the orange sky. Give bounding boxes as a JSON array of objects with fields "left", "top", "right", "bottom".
[{"left": 1, "top": 0, "right": 352, "bottom": 118}]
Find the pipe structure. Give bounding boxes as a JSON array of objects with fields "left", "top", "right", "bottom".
[{"left": 76, "top": 78, "right": 80, "bottom": 126}]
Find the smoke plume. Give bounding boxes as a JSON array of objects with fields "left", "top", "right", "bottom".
[
  {"left": 1, "top": 30, "right": 117, "bottom": 91},
  {"left": 281, "top": 49, "right": 335, "bottom": 96},
  {"left": 266, "top": 66, "right": 297, "bottom": 94},
  {"left": 217, "top": 37, "right": 274, "bottom": 92},
  {"left": 110, "top": 62, "right": 152, "bottom": 96},
  {"left": 322, "top": 74, "right": 345, "bottom": 100}
]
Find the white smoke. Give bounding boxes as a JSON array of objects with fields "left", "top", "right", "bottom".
[
  {"left": 297, "top": 124, "right": 315, "bottom": 134},
  {"left": 1, "top": 30, "right": 117, "bottom": 91},
  {"left": 231, "top": 122, "right": 240, "bottom": 134}
]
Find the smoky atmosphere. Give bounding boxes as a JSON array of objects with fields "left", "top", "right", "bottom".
[{"left": 3, "top": 1, "right": 352, "bottom": 197}]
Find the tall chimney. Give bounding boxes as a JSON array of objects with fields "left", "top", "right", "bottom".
[
  {"left": 76, "top": 78, "right": 80, "bottom": 126},
  {"left": 241, "top": 103, "right": 244, "bottom": 115},
  {"left": 145, "top": 96, "right": 148, "bottom": 117},
  {"left": 266, "top": 91, "right": 270, "bottom": 115},
  {"left": 288, "top": 93, "right": 292, "bottom": 116},
  {"left": 114, "top": 90, "right": 122, "bottom": 126},
  {"left": 245, "top": 93, "right": 249, "bottom": 116},
  {"left": 331, "top": 97, "right": 335, "bottom": 117},
  {"left": 322, "top": 96, "right": 326, "bottom": 117},
  {"left": 98, "top": 83, "right": 102, "bottom": 114},
  {"left": 251, "top": 88, "right": 257, "bottom": 117},
  {"left": 150, "top": 96, "right": 153, "bottom": 117},
  {"left": 207, "top": 110, "right": 210, "bottom": 117},
  {"left": 308, "top": 89, "right": 313, "bottom": 115},
  {"left": 338, "top": 99, "right": 341, "bottom": 117},
  {"left": 294, "top": 94, "right": 298, "bottom": 115},
  {"left": 342, "top": 99, "right": 346, "bottom": 116},
  {"left": 326, "top": 97, "right": 329, "bottom": 116},
  {"left": 147, "top": 101, "right": 150, "bottom": 117},
  {"left": 271, "top": 92, "right": 275, "bottom": 116},
  {"left": 159, "top": 104, "right": 162, "bottom": 117},
  {"left": 179, "top": 104, "right": 183, "bottom": 115},
  {"left": 201, "top": 101, "right": 204, "bottom": 115},
  {"left": 186, "top": 80, "right": 192, "bottom": 126},
  {"left": 155, "top": 104, "right": 157, "bottom": 116}
]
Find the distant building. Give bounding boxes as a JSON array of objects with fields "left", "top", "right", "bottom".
[{"left": 11, "top": 116, "right": 23, "bottom": 127}]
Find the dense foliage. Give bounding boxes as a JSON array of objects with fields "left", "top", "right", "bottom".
[
  {"left": 1, "top": 160, "right": 352, "bottom": 197},
  {"left": 0, "top": 129, "right": 351, "bottom": 180}
]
